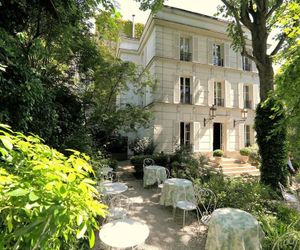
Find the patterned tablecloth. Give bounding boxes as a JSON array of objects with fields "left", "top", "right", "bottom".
[
  {"left": 159, "top": 178, "right": 196, "bottom": 206},
  {"left": 143, "top": 165, "right": 167, "bottom": 187},
  {"left": 205, "top": 208, "right": 264, "bottom": 250}
]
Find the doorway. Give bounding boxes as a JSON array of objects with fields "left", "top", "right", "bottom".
[{"left": 213, "top": 123, "right": 222, "bottom": 151}]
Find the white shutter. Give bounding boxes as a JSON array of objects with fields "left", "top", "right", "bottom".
[
  {"left": 253, "top": 84, "right": 260, "bottom": 108},
  {"left": 173, "top": 32, "right": 180, "bottom": 60},
  {"left": 174, "top": 75, "right": 180, "bottom": 104},
  {"left": 252, "top": 60, "right": 257, "bottom": 72},
  {"left": 239, "top": 124, "right": 245, "bottom": 148},
  {"left": 224, "top": 43, "right": 230, "bottom": 67},
  {"left": 225, "top": 80, "right": 231, "bottom": 107},
  {"left": 237, "top": 52, "right": 242, "bottom": 70},
  {"left": 207, "top": 38, "right": 213, "bottom": 65},
  {"left": 173, "top": 121, "right": 180, "bottom": 150},
  {"left": 238, "top": 82, "right": 243, "bottom": 108},
  {"left": 208, "top": 79, "right": 214, "bottom": 106},
  {"left": 193, "top": 122, "right": 201, "bottom": 152},
  {"left": 193, "top": 76, "right": 201, "bottom": 105},
  {"left": 192, "top": 36, "right": 199, "bottom": 62}
]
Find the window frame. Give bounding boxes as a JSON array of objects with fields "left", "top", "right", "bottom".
[
  {"left": 180, "top": 77, "right": 191, "bottom": 104},
  {"left": 180, "top": 122, "right": 191, "bottom": 146}
]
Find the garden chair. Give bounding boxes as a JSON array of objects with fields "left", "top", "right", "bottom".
[
  {"left": 106, "top": 194, "right": 131, "bottom": 222},
  {"left": 195, "top": 188, "right": 217, "bottom": 226},
  {"left": 157, "top": 168, "right": 171, "bottom": 189},
  {"left": 172, "top": 188, "right": 201, "bottom": 227},
  {"left": 278, "top": 182, "right": 299, "bottom": 209},
  {"left": 143, "top": 158, "right": 155, "bottom": 169}
]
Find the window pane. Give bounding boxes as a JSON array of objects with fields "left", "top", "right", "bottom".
[
  {"left": 180, "top": 122, "right": 184, "bottom": 146},
  {"left": 185, "top": 123, "right": 190, "bottom": 145},
  {"left": 185, "top": 78, "right": 190, "bottom": 104},
  {"left": 180, "top": 77, "right": 184, "bottom": 103}
]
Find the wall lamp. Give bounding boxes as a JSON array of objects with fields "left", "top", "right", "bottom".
[
  {"left": 204, "top": 105, "right": 217, "bottom": 127},
  {"left": 233, "top": 108, "right": 248, "bottom": 127}
]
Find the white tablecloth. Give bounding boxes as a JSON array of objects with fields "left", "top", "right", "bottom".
[
  {"left": 143, "top": 165, "right": 167, "bottom": 187},
  {"left": 101, "top": 182, "right": 128, "bottom": 196},
  {"left": 99, "top": 218, "right": 150, "bottom": 248},
  {"left": 159, "top": 178, "right": 196, "bottom": 206},
  {"left": 205, "top": 208, "right": 264, "bottom": 250}
]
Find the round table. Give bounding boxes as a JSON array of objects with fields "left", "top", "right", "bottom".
[
  {"left": 102, "top": 182, "right": 128, "bottom": 196},
  {"left": 99, "top": 218, "right": 150, "bottom": 249},
  {"left": 159, "top": 178, "right": 196, "bottom": 206},
  {"left": 205, "top": 208, "right": 264, "bottom": 250},
  {"left": 143, "top": 165, "right": 167, "bottom": 187}
]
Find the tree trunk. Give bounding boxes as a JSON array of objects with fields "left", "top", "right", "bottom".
[{"left": 257, "top": 57, "right": 274, "bottom": 101}]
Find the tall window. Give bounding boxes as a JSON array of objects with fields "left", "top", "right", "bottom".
[
  {"left": 243, "top": 85, "right": 251, "bottom": 109},
  {"left": 244, "top": 125, "right": 251, "bottom": 147},
  {"left": 180, "top": 37, "right": 191, "bottom": 61},
  {"left": 180, "top": 77, "right": 191, "bottom": 104},
  {"left": 213, "top": 44, "right": 223, "bottom": 66},
  {"left": 214, "top": 81, "right": 224, "bottom": 106},
  {"left": 180, "top": 122, "right": 191, "bottom": 146},
  {"left": 242, "top": 56, "right": 252, "bottom": 71}
]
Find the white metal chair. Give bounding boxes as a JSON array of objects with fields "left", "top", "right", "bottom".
[
  {"left": 157, "top": 168, "right": 171, "bottom": 189},
  {"left": 106, "top": 194, "right": 131, "bottom": 221},
  {"left": 173, "top": 188, "right": 201, "bottom": 227},
  {"left": 143, "top": 158, "right": 155, "bottom": 169},
  {"left": 195, "top": 188, "right": 217, "bottom": 225}
]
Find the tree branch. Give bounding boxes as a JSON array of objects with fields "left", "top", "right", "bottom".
[
  {"left": 266, "top": 0, "right": 284, "bottom": 20},
  {"left": 270, "top": 34, "right": 286, "bottom": 56},
  {"left": 240, "top": 1, "right": 253, "bottom": 29}
]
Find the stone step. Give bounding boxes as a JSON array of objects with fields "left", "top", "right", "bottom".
[
  {"left": 221, "top": 166, "right": 257, "bottom": 172},
  {"left": 223, "top": 169, "right": 260, "bottom": 177}
]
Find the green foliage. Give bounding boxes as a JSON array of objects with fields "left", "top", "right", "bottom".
[
  {"left": 122, "top": 20, "right": 144, "bottom": 39},
  {"left": 213, "top": 149, "right": 224, "bottom": 157},
  {"left": 248, "top": 144, "right": 261, "bottom": 166},
  {"left": 255, "top": 95, "right": 288, "bottom": 188},
  {"left": 129, "top": 137, "right": 155, "bottom": 155},
  {"left": 240, "top": 147, "right": 251, "bottom": 156},
  {"left": 0, "top": 124, "right": 107, "bottom": 249}
]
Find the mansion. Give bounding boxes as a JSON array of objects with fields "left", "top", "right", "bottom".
[{"left": 117, "top": 6, "right": 260, "bottom": 155}]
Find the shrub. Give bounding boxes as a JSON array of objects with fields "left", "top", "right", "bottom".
[
  {"left": 248, "top": 144, "right": 261, "bottom": 166},
  {"left": 240, "top": 147, "right": 251, "bottom": 156},
  {"left": 129, "top": 137, "right": 155, "bottom": 155},
  {"left": 0, "top": 124, "right": 107, "bottom": 249},
  {"left": 213, "top": 149, "right": 224, "bottom": 157}
]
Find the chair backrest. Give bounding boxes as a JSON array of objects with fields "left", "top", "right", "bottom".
[
  {"left": 109, "top": 194, "right": 131, "bottom": 210},
  {"left": 195, "top": 188, "right": 217, "bottom": 217},
  {"left": 103, "top": 171, "right": 119, "bottom": 182},
  {"left": 143, "top": 158, "right": 155, "bottom": 168},
  {"left": 172, "top": 188, "right": 188, "bottom": 207}
]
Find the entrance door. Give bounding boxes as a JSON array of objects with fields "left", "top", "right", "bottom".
[{"left": 213, "top": 123, "right": 222, "bottom": 150}]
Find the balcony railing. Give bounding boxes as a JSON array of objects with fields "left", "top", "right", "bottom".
[
  {"left": 243, "top": 63, "right": 252, "bottom": 71},
  {"left": 180, "top": 94, "right": 192, "bottom": 104},
  {"left": 213, "top": 57, "right": 224, "bottom": 67},
  {"left": 214, "top": 98, "right": 224, "bottom": 107},
  {"left": 180, "top": 51, "right": 192, "bottom": 62},
  {"left": 244, "top": 100, "right": 252, "bottom": 109}
]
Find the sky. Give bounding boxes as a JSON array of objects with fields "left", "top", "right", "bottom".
[{"left": 116, "top": 0, "right": 223, "bottom": 23}]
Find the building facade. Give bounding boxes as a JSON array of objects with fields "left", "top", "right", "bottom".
[{"left": 117, "top": 6, "right": 260, "bottom": 156}]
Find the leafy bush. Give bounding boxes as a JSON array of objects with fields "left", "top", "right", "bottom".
[
  {"left": 91, "top": 151, "right": 118, "bottom": 181},
  {"left": 0, "top": 124, "right": 107, "bottom": 249},
  {"left": 240, "top": 147, "right": 251, "bottom": 156},
  {"left": 248, "top": 144, "right": 261, "bottom": 166},
  {"left": 129, "top": 137, "right": 155, "bottom": 155},
  {"left": 213, "top": 149, "right": 224, "bottom": 157}
]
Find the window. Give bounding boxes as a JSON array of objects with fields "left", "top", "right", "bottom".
[
  {"left": 214, "top": 81, "right": 224, "bottom": 106},
  {"left": 242, "top": 56, "right": 252, "bottom": 71},
  {"left": 180, "top": 122, "right": 191, "bottom": 146},
  {"left": 243, "top": 85, "right": 252, "bottom": 109},
  {"left": 180, "top": 37, "right": 191, "bottom": 61},
  {"left": 244, "top": 125, "right": 251, "bottom": 147},
  {"left": 180, "top": 77, "right": 191, "bottom": 104},
  {"left": 213, "top": 44, "right": 223, "bottom": 66}
]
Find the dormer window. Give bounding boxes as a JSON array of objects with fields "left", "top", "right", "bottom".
[
  {"left": 180, "top": 37, "right": 191, "bottom": 61},
  {"left": 213, "top": 43, "right": 224, "bottom": 66}
]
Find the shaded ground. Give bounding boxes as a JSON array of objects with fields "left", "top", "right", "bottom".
[{"left": 93, "top": 161, "right": 207, "bottom": 250}]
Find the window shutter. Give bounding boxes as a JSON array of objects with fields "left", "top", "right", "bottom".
[
  {"left": 192, "top": 36, "right": 199, "bottom": 62},
  {"left": 237, "top": 52, "right": 242, "bottom": 70},
  {"left": 193, "top": 76, "right": 201, "bottom": 105},
  {"left": 238, "top": 82, "right": 243, "bottom": 108},
  {"left": 207, "top": 38, "right": 213, "bottom": 64},
  {"left": 174, "top": 75, "right": 180, "bottom": 104},
  {"left": 173, "top": 121, "right": 180, "bottom": 150},
  {"left": 207, "top": 79, "right": 214, "bottom": 106},
  {"left": 225, "top": 80, "right": 231, "bottom": 107},
  {"left": 193, "top": 122, "right": 200, "bottom": 152},
  {"left": 253, "top": 84, "right": 260, "bottom": 108},
  {"left": 239, "top": 124, "right": 245, "bottom": 148},
  {"left": 224, "top": 43, "right": 230, "bottom": 67},
  {"left": 173, "top": 32, "right": 180, "bottom": 60},
  {"left": 252, "top": 60, "right": 257, "bottom": 72}
]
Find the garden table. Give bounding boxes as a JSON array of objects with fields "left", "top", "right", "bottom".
[
  {"left": 99, "top": 218, "right": 150, "bottom": 249},
  {"left": 159, "top": 178, "right": 196, "bottom": 206},
  {"left": 101, "top": 182, "right": 128, "bottom": 196},
  {"left": 143, "top": 165, "right": 167, "bottom": 187},
  {"left": 205, "top": 208, "right": 264, "bottom": 250}
]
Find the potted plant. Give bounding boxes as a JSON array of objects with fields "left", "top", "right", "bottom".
[
  {"left": 240, "top": 147, "right": 251, "bottom": 163},
  {"left": 213, "top": 149, "right": 224, "bottom": 165}
]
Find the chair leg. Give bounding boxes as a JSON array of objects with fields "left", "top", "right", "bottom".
[
  {"left": 196, "top": 208, "right": 201, "bottom": 226},
  {"left": 183, "top": 210, "right": 186, "bottom": 227}
]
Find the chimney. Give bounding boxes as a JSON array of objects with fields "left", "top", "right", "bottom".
[{"left": 132, "top": 14, "right": 135, "bottom": 38}]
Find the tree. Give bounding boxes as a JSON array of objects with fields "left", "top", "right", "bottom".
[{"left": 135, "top": 0, "right": 300, "bottom": 188}]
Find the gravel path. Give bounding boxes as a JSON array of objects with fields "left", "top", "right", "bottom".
[{"left": 93, "top": 161, "right": 207, "bottom": 250}]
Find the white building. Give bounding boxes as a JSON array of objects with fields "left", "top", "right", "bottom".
[{"left": 117, "top": 6, "right": 259, "bottom": 156}]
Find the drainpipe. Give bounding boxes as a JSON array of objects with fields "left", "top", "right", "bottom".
[{"left": 132, "top": 14, "right": 135, "bottom": 38}]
